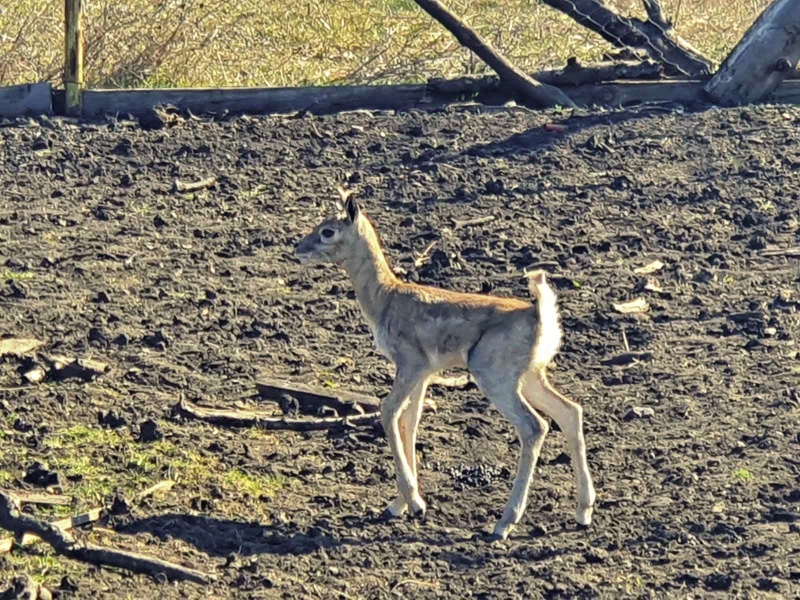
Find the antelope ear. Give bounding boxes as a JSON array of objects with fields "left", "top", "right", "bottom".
[{"left": 344, "top": 195, "right": 360, "bottom": 223}]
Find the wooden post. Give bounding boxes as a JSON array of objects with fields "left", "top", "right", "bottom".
[
  {"left": 412, "top": 0, "right": 576, "bottom": 108},
  {"left": 64, "top": 0, "right": 84, "bottom": 116},
  {"left": 705, "top": 0, "right": 800, "bottom": 106}
]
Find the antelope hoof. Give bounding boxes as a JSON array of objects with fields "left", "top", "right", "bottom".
[
  {"left": 408, "top": 494, "right": 427, "bottom": 519},
  {"left": 576, "top": 504, "right": 594, "bottom": 527},
  {"left": 381, "top": 496, "right": 407, "bottom": 520},
  {"left": 491, "top": 521, "right": 514, "bottom": 541}
]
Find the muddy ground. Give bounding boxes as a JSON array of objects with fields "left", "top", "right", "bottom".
[{"left": 0, "top": 101, "right": 799, "bottom": 599}]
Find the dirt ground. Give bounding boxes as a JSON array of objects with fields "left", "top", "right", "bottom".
[{"left": 1, "top": 101, "right": 799, "bottom": 599}]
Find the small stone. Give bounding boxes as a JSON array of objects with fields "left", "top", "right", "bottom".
[
  {"left": 584, "top": 548, "right": 607, "bottom": 564},
  {"left": 98, "top": 409, "right": 127, "bottom": 429},
  {"left": 137, "top": 419, "right": 163, "bottom": 443},
  {"left": 705, "top": 573, "right": 733, "bottom": 591},
  {"left": 57, "top": 576, "right": 79, "bottom": 593},
  {"left": 93, "top": 290, "right": 111, "bottom": 304},
  {"left": 764, "top": 327, "right": 777, "bottom": 337},
  {"left": 624, "top": 406, "right": 655, "bottom": 421},
  {"left": 110, "top": 492, "right": 132, "bottom": 515},
  {"left": 23, "top": 365, "right": 46, "bottom": 384}
]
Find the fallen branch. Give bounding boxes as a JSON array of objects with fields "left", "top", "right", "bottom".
[
  {"left": 1, "top": 507, "right": 105, "bottom": 554},
  {"left": 452, "top": 216, "right": 496, "bottom": 230},
  {"left": 535, "top": 58, "right": 664, "bottom": 87},
  {"left": 172, "top": 176, "right": 216, "bottom": 194},
  {"left": 412, "top": 0, "right": 575, "bottom": 107},
  {"left": 430, "top": 373, "right": 475, "bottom": 388},
  {"left": 256, "top": 376, "right": 381, "bottom": 416},
  {"left": 176, "top": 397, "right": 378, "bottom": 430},
  {"left": 540, "top": 0, "right": 712, "bottom": 76},
  {"left": 762, "top": 247, "right": 800, "bottom": 258},
  {"left": 0, "top": 493, "right": 212, "bottom": 584}
]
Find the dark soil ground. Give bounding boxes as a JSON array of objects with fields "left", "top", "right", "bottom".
[{"left": 1, "top": 101, "right": 799, "bottom": 599}]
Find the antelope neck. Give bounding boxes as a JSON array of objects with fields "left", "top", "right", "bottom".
[{"left": 342, "top": 218, "right": 398, "bottom": 328}]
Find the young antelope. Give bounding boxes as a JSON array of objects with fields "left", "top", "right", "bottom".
[{"left": 294, "top": 194, "right": 596, "bottom": 540}]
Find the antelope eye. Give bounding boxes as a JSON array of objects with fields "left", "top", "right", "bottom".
[{"left": 320, "top": 228, "right": 335, "bottom": 239}]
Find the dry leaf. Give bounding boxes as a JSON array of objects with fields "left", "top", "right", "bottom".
[
  {"left": 0, "top": 338, "right": 43, "bottom": 356},
  {"left": 613, "top": 297, "right": 650, "bottom": 314},
  {"left": 644, "top": 279, "right": 663, "bottom": 293},
  {"left": 634, "top": 260, "right": 665, "bottom": 275}
]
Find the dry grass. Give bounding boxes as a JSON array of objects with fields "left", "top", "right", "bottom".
[{"left": 0, "top": 0, "right": 770, "bottom": 89}]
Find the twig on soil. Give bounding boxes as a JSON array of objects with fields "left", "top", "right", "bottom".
[
  {"left": 136, "top": 480, "right": 175, "bottom": 501},
  {"left": 172, "top": 176, "right": 216, "bottom": 194},
  {"left": 0, "top": 492, "right": 212, "bottom": 584},
  {"left": 15, "top": 493, "right": 73, "bottom": 507},
  {"left": 430, "top": 373, "right": 475, "bottom": 389},
  {"left": 176, "top": 397, "right": 379, "bottom": 431},
  {"left": 414, "top": 241, "right": 437, "bottom": 268},
  {"left": 452, "top": 215, "right": 495, "bottom": 230},
  {"left": 600, "top": 351, "right": 653, "bottom": 367},
  {"left": 1, "top": 507, "right": 105, "bottom": 554},
  {"left": 621, "top": 329, "right": 630, "bottom": 353},
  {"left": 762, "top": 247, "right": 800, "bottom": 258}
]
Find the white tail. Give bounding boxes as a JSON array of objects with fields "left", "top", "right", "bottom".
[{"left": 527, "top": 270, "right": 562, "bottom": 369}]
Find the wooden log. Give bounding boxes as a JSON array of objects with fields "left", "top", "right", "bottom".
[
  {"left": 411, "top": 0, "right": 575, "bottom": 108},
  {"left": 565, "top": 79, "right": 707, "bottom": 107},
  {"left": 64, "top": 0, "right": 84, "bottom": 116},
  {"left": 536, "top": 59, "right": 665, "bottom": 86},
  {"left": 540, "top": 0, "right": 712, "bottom": 76},
  {"left": 429, "top": 60, "right": 665, "bottom": 95},
  {"left": 0, "top": 84, "right": 52, "bottom": 117},
  {"left": 705, "top": 0, "right": 800, "bottom": 106},
  {"left": 82, "top": 84, "right": 437, "bottom": 116},
  {"left": 76, "top": 78, "right": 800, "bottom": 119}
]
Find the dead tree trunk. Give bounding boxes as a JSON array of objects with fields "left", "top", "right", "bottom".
[
  {"left": 412, "top": 0, "right": 576, "bottom": 108},
  {"left": 705, "top": 0, "right": 800, "bottom": 106},
  {"left": 540, "top": 0, "right": 712, "bottom": 77}
]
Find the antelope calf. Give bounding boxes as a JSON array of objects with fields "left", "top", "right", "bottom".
[{"left": 294, "top": 194, "right": 596, "bottom": 540}]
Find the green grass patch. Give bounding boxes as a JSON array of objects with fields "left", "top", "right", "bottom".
[
  {"left": 732, "top": 468, "right": 753, "bottom": 482},
  {"left": 0, "top": 269, "right": 35, "bottom": 281},
  {"left": 223, "top": 469, "right": 286, "bottom": 499}
]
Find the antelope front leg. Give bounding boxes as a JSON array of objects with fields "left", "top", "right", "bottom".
[
  {"left": 380, "top": 368, "right": 428, "bottom": 518},
  {"left": 384, "top": 377, "right": 430, "bottom": 517}
]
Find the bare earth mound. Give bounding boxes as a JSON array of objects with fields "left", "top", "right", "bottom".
[{"left": 1, "top": 103, "right": 799, "bottom": 598}]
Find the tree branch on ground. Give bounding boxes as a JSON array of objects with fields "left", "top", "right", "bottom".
[
  {"left": 540, "top": 0, "right": 712, "bottom": 76},
  {"left": 176, "top": 397, "right": 380, "bottom": 430},
  {"left": 0, "top": 492, "right": 213, "bottom": 585},
  {"left": 411, "top": 0, "right": 576, "bottom": 108}
]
